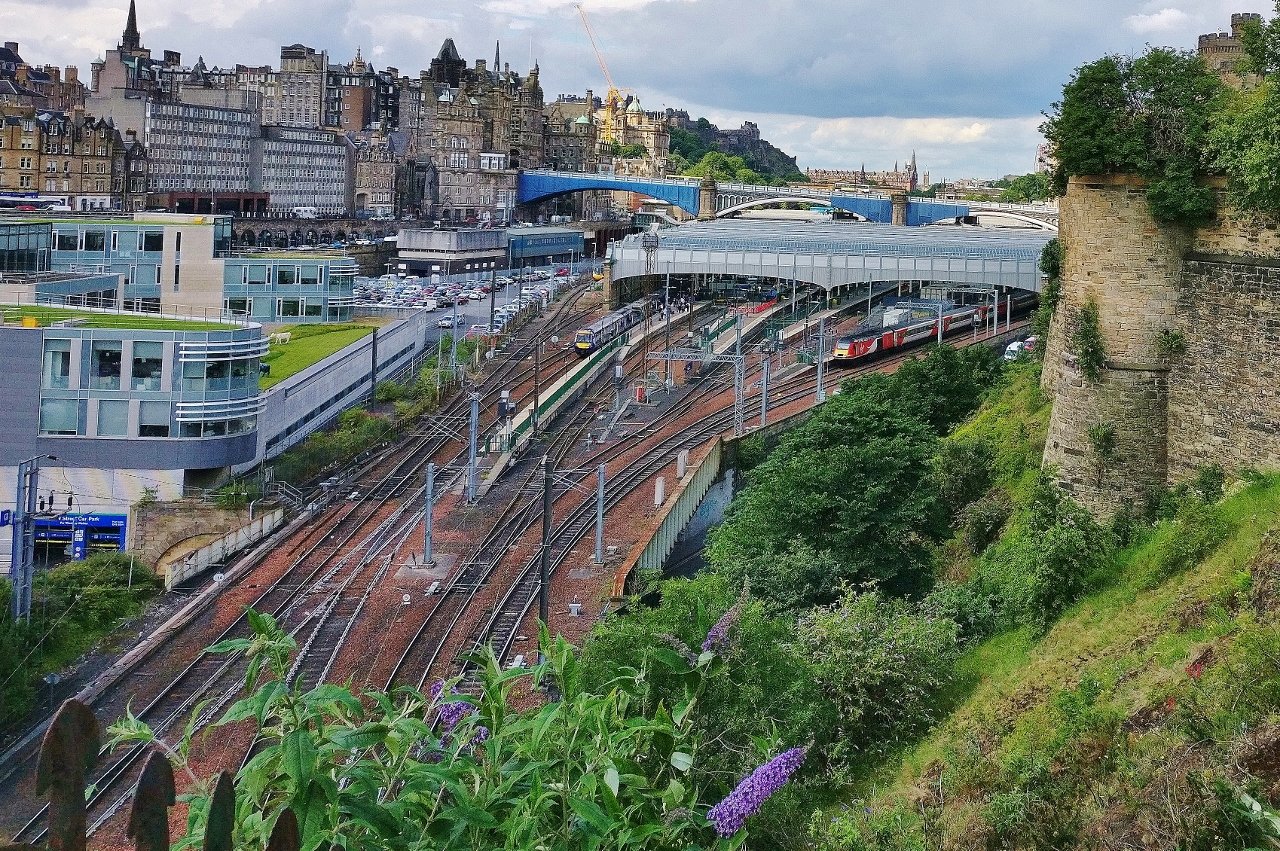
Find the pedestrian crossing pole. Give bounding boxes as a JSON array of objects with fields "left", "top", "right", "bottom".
[
  {"left": 424, "top": 462, "right": 436, "bottom": 567},
  {"left": 594, "top": 464, "right": 606, "bottom": 565}
]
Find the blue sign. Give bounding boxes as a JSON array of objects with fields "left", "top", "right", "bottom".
[
  {"left": 33, "top": 512, "right": 128, "bottom": 560},
  {"left": 0, "top": 509, "right": 10, "bottom": 528}
]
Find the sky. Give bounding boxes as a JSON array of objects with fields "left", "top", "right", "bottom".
[{"left": 4, "top": 0, "right": 1276, "bottom": 179}]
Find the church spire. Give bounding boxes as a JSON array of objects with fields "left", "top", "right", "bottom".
[
  {"left": 494, "top": 40, "right": 501, "bottom": 74},
  {"left": 121, "top": 0, "right": 141, "bottom": 52}
]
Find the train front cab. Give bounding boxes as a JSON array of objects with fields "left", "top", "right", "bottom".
[{"left": 574, "top": 329, "right": 596, "bottom": 356}]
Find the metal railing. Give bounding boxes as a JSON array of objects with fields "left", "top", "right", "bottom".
[
  {"left": 1, "top": 295, "right": 257, "bottom": 328},
  {"left": 13, "top": 697, "right": 303, "bottom": 851}
]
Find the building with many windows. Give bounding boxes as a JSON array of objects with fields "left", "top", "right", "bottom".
[
  {"left": 254, "top": 125, "right": 353, "bottom": 216},
  {"left": 0, "top": 105, "right": 147, "bottom": 210},
  {"left": 37, "top": 213, "right": 355, "bottom": 322}
]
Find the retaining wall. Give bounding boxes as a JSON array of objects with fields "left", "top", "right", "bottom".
[{"left": 162, "top": 507, "right": 286, "bottom": 588}]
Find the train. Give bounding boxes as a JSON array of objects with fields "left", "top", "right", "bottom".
[
  {"left": 830, "top": 291, "right": 1038, "bottom": 362},
  {"left": 573, "top": 300, "right": 653, "bottom": 356}
]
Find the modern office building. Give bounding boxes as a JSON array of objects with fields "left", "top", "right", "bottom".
[
  {"left": 394, "top": 225, "right": 584, "bottom": 276},
  {"left": 34, "top": 213, "right": 356, "bottom": 321},
  {"left": 254, "top": 125, "right": 354, "bottom": 216},
  {"left": 0, "top": 299, "right": 265, "bottom": 571}
]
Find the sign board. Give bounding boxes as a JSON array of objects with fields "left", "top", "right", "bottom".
[{"left": 0, "top": 509, "right": 10, "bottom": 527}]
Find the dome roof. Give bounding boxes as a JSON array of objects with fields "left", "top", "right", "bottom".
[
  {"left": 574, "top": 114, "right": 591, "bottom": 124},
  {"left": 626, "top": 98, "right": 643, "bottom": 114}
]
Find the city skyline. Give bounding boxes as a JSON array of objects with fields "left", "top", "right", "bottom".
[{"left": 2, "top": 0, "right": 1275, "bottom": 178}]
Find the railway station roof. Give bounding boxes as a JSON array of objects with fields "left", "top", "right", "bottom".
[{"left": 608, "top": 219, "right": 1054, "bottom": 293}]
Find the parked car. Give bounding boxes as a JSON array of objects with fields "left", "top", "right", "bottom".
[{"left": 437, "top": 314, "right": 462, "bottom": 329}]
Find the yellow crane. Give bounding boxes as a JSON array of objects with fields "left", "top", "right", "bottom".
[{"left": 575, "top": 3, "right": 625, "bottom": 143}]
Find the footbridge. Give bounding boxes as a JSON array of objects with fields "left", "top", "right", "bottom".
[
  {"left": 518, "top": 169, "right": 1058, "bottom": 228},
  {"left": 605, "top": 219, "right": 1053, "bottom": 303}
]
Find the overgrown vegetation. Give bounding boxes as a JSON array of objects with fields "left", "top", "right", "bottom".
[
  {"left": 112, "top": 610, "right": 806, "bottom": 849},
  {"left": 1069, "top": 297, "right": 1107, "bottom": 381},
  {"left": 1042, "top": 48, "right": 1224, "bottom": 226},
  {"left": 0, "top": 553, "right": 160, "bottom": 724},
  {"left": 1032, "top": 239, "right": 1063, "bottom": 342},
  {"left": 270, "top": 340, "right": 481, "bottom": 485}
]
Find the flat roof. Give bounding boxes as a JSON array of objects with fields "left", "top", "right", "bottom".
[
  {"left": 627, "top": 219, "right": 1053, "bottom": 260},
  {"left": 0, "top": 304, "right": 241, "bottom": 331},
  {"left": 259, "top": 322, "right": 379, "bottom": 388}
]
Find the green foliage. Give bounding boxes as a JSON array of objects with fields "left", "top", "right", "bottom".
[
  {"left": 1042, "top": 49, "right": 1224, "bottom": 225},
  {"left": 799, "top": 590, "right": 960, "bottom": 766},
  {"left": 579, "top": 573, "right": 826, "bottom": 846},
  {"left": 998, "top": 172, "right": 1054, "bottom": 203},
  {"left": 373, "top": 379, "right": 407, "bottom": 403},
  {"left": 1069, "top": 298, "right": 1107, "bottom": 381},
  {"left": 1156, "top": 327, "right": 1188, "bottom": 357},
  {"left": 1240, "top": 4, "right": 1280, "bottom": 76},
  {"left": 1038, "top": 238, "right": 1063, "bottom": 282},
  {"left": 214, "top": 478, "right": 261, "bottom": 509},
  {"left": 707, "top": 378, "right": 941, "bottom": 602},
  {"left": 608, "top": 141, "right": 648, "bottom": 159},
  {"left": 685, "top": 151, "right": 771, "bottom": 186},
  {"left": 933, "top": 437, "right": 995, "bottom": 520},
  {"left": 0, "top": 553, "right": 160, "bottom": 724},
  {"left": 927, "top": 475, "right": 1114, "bottom": 636},
  {"left": 1086, "top": 421, "right": 1116, "bottom": 462},
  {"left": 960, "top": 492, "right": 1013, "bottom": 555},
  {"left": 119, "top": 606, "right": 776, "bottom": 850},
  {"left": 1134, "top": 496, "right": 1227, "bottom": 587}
]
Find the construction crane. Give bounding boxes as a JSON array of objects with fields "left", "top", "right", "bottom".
[{"left": 575, "top": 3, "right": 624, "bottom": 143}]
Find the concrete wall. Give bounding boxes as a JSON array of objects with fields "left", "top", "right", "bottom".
[
  {"left": 161, "top": 507, "right": 285, "bottom": 588},
  {"left": 246, "top": 313, "right": 428, "bottom": 465},
  {"left": 1043, "top": 175, "right": 1280, "bottom": 516}
]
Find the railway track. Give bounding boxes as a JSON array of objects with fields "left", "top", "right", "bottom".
[{"left": 0, "top": 284, "right": 602, "bottom": 843}]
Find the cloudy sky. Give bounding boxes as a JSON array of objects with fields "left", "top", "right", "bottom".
[{"left": 4, "top": 0, "right": 1275, "bottom": 178}]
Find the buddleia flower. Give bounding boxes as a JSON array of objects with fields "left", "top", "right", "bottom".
[{"left": 707, "top": 747, "right": 808, "bottom": 838}]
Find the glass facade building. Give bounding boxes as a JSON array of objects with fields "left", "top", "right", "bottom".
[{"left": 0, "top": 222, "right": 52, "bottom": 272}]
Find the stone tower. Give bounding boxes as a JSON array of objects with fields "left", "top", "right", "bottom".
[{"left": 1040, "top": 176, "right": 1190, "bottom": 517}]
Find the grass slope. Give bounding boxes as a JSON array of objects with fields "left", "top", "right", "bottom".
[
  {"left": 821, "top": 365, "right": 1280, "bottom": 850},
  {"left": 259, "top": 323, "right": 376, "bottom": 388}
]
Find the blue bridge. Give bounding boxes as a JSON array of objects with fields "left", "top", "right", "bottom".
[{"left": 516, "top": 169, "right": 1059, "bottom": 229}]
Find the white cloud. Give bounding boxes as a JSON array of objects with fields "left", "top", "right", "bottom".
[{"left": 1125, "top": 7, "right": 1192, "bottom": 33}]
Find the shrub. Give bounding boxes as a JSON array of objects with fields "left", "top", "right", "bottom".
[
  {"left": 933, "top": 437, "right": 995, "bottom": 520},
  {"left": 1070, "top": 299, "right": 1107, "bottom": 381},
  {"left": 373, "top": 378, "right": 406, "bottom": 402},
  {"left": 1139, "top": 497, "right": 1227, "bottom": 587},
  {"left": 799, "top": 589, "right": 960, "bottom": 765},
  {"left": 961, "top": 493, "right": 1013, "bottom": 555}
]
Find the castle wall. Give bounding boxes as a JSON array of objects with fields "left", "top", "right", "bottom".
[
  {"left": 1168, "top": 259, "right": 1280, "bottom": 478},
  {"left": 1044, "top": 175, "right": 1280, "bottom": 516},
  {"left": 1041, "top": 176, "right": 1184, "bottom": 515}
]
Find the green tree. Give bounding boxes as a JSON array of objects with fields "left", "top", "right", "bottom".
[
  {"left": 998, "top": 172, "right": 1054, "bottom": 203},
  {"left": 706, "top": 381, "right": 941, "bottom": 599},
  {"left": 1042, "top": 55, "right": 1147, "bottom": 195}
]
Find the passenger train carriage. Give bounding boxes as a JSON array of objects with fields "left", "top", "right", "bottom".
[
  {"left": 830, "top": 292, "right": 1038, "bottom": 362},
  {"left": 573, "top": 300, "right": 653, "bottom": 356}
]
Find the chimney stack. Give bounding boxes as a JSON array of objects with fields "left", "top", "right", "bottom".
[{"left": 4, "top": 42, "right": 18, "bottom": 54}]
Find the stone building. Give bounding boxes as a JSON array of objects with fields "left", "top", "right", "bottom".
[
  {"left": 352, "top": 133, "right": 399, "bottom": 217},
  {"left": 395, "top": 40, "right": 544, "bottom": 224},
  {"left": 273, "top": 44, "right": 327, "bottom": 129},
  {"left": 1041, "top": 175, "right": 1280, "bottom": 517},
  {"left": 600, "top": 95, "right": 669, "bottom": 176},
  {"left": 0, "top": 106, "right": 147, "bottom": 210},
  {"left": 1198, "top": 12, "right": 1262, "bottom": 84},
  {"left": 0, "top": 43, "right": 86, "bottom": 112},
  {"left": 543, "top": 93, "right": 600, "bottom": 172}
]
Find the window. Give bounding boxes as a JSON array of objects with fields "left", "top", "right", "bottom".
[
  {"left": 54, "top": 232, "right": 77, "bottom": 252},
  {"left": 41, "top": 339, "right": 71, "bottom": 389},
  {"left": 277, "top": 266, "right": 297, "bottom": 286},
  {"left": 299, "top": 266, "right": 319, "bottom": 286},
  {"left": 90, "top": 340, "right": 122, "bottom": 390},
  {"left": 138, "top": 401, "right": 170, "bottom": 437},
  {"left": 83, "top": 231, "right": 106, "bottom": 252},
  {"left": 225, "top": 297, "right": 251, "bottom": 315},
  {"left": 96, "top": 399, "right": 129, "bottom": 437},
  {"left": 18, "top": 156, "right": 32, "bottom": 169},
  {"left": 39, "top": 399, "right": 81, "bottom": 435},
  {"left": 131, "top": 341, "right": 164, "bottom": 391},
  {"left": 181, "top": 360, "right": 205, "bottom": 391},
  {"left": 278, "top": 298, "right": 301, "bottom": 317},
  {"left": 173, "top": 264, "right": 180, "bottom": 291},
  {"left": 110, "top": 231, "right": 119, "bottom": 252}
]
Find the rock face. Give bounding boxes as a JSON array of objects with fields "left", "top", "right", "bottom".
[{"left": 1042, "top": 175, "right": 1280, "bottom": 516}]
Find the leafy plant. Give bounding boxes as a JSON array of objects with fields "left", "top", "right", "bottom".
[
  {"left": 1156, "top": 327, "right": 1187, "bottom": 358},
  {"left": 109, "top": 607, "right": 806, "bottom": 851},
  {"left": 1070, "top": 299, "right": 1107, "bottom": 381}
]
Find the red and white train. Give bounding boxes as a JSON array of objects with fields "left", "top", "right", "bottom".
[{"left": 830, "top": 292, "right": 1037, "bottom": 361}]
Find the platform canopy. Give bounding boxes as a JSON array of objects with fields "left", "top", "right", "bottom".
[{"left": 608, "top": 219, "right": 1054, "bottom": 293}]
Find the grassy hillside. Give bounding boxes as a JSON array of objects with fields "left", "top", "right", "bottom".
[{"left": 816, "top": 367, "right": 1280, "bottom": 850}]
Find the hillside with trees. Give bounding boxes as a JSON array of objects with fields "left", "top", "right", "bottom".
[{"left": 668, "top": 117, "right": 806, "bottom": 184}]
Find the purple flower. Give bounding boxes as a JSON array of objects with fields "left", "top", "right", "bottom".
[
  {"left": 707, "top": 747, "right": 808, "bottom": 838},
  {"left": 471, "top": 725, "right": 490, "bottom": 745},
  {"left": 701, "top": 602, "right": 742, "bottom": 653},
  {"left": 430, "top": 680, "right": 472, "bottom": 732}
]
